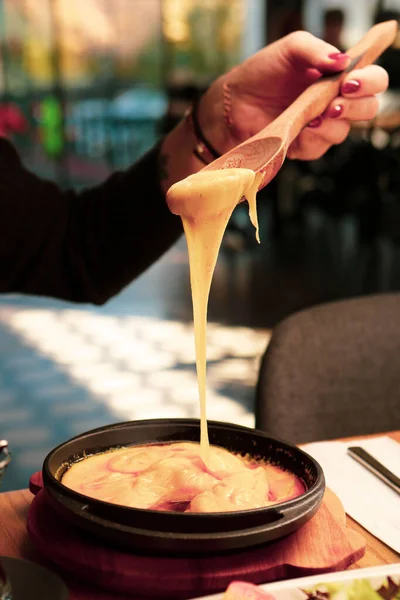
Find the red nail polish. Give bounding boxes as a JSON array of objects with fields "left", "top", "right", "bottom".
[
  {"left": 328, "top": 52, "right": 350, "bottom": 60},
  {"left": 308, "top": 116, "right": 323, "bottom": 128},
  {"left": 328, "top": 104, "right": 343, "bottom": 119},
  {"left": 342, "top": 79, "right": 361, "bottom": 94}
]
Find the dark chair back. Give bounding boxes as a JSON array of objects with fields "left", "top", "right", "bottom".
[{"left": 255, "top": 294, "right": 400, "bottom": 444}]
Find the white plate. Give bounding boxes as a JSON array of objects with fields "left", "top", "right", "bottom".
[{"left": 192, "top": 564, "right": 400, "bottom": 599}]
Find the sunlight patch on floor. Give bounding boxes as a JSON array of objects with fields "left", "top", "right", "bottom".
[
  {"left": 0, "top": 306, "right": 270, "bottom": 490},
  {"left": 0, "top": 307, "right": 270, "bottom": 427}
]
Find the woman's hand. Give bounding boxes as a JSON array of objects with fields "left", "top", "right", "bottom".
[
  {"left": 199, "top": 31, "right": 389, "bottom": 161},
  {"left": 160, "top": 30, "right": 389, "bottom": 193}
]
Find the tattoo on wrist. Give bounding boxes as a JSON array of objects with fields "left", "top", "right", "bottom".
[
  {"left": 223, "top": 80, "right": 234, "bottom": 130},
  {"left": 222, "top": 70, "right": 242, "bottom": 143},
  {"left": 159, "top": 152, "right": 169, "bottom": 182}
]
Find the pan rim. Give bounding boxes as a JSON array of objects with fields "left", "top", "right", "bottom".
[{"left": 42, "top": 418, "right": 324, "bottom": 519}]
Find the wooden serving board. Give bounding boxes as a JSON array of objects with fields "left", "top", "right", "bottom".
[{"left": 27, "top": 473, "right": 366, "bottom": 600}]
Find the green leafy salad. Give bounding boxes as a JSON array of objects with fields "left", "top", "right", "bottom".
[{"left": 303, "top": 577, "right": 400, "bottom": 599}]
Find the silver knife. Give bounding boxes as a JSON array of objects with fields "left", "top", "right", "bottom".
[{"left": 347, "top": 446, "right": 400, "bottom": 496}]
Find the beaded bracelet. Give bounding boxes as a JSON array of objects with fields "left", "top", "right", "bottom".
[{"left": 187, "top": 96, "right": 221, "bottom": 165}]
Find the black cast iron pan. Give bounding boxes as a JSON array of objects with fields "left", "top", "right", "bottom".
[{"left": 42, "top": 419, "right": 325, "bottom": 555}]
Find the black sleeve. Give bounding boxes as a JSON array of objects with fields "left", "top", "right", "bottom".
[{"left": 0, "top": 138, "right": 183, "bottom": 304}]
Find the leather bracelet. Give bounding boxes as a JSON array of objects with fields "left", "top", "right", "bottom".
[{"left": 187, "top": 96, "right": 221, "bottom": 165}]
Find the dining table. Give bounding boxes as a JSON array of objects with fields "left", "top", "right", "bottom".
[{"left": 0, "top": 430, "right": 399, "bottom": 599}]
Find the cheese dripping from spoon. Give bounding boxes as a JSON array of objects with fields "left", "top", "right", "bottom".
[{"left": 167, "top": 168, "right": 262, "bottom": 464}]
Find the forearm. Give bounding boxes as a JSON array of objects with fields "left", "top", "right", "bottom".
[
  {"left": 0, "top": 78, "right": 232, "bottom": 305},
  {"left": 0, "top": 139, "right": 182, "bottom": 304}
]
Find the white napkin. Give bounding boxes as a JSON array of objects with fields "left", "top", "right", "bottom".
[{"left": 302, "top": 436, "right": 400, "bottom": 553}]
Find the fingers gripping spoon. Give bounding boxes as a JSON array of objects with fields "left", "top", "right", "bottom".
[{"left": 203, "top": 20, "right": 398, "bottom": 190}]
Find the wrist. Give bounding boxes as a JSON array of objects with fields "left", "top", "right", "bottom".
[
  {"left": 159, "top": 117, "right": 205, "bottom": 195},
  {"left": 196, "top": 74, "right": 241, "bottom": 155},
  {"left": 188, "top": 97, "right": 221, "bottom": 165},
  {"left": 158, "top": 72, "right": 241, "bottom": 197}
]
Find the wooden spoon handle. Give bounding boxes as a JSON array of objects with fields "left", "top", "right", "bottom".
[{"left": 268, "top": 20, "right": 398, "bottom": 144}]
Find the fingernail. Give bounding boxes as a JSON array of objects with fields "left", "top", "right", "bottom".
[
  {"left": 342, "top": 79, "right": 361, "bottom": 94},
  {"left": 328, "top": 52, "right": 350, "bottom": 61},
  {"left": 327, "top": 104, "right": 343, "bottom": 119},
  {"left": 308, "top": 116, "right": 323, "bottom": 128}
]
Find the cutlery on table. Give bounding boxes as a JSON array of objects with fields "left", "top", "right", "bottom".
[{"left": 347, "top": 445, "right": 400, "bottom": 496}]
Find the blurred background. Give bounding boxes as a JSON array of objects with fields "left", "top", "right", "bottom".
[{"left": 1, "top": 0, "right": 400, "bottom": 490}]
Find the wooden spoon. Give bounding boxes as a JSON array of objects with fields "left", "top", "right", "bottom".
[{"left": 202, "top": 20, "right": 398, "bottom": 190}]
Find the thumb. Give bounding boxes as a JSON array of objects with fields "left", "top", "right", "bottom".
[{"left": 283, "top": 31, "right": 351, "bottom": 73}]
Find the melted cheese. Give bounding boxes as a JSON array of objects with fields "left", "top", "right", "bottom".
[
  {"left": 167, "top": 168, "right": 262, "bottom": 462},
  {"left": 61, "top": 168, "right": 308, "bottom": 514},
  {"left": 62, "top": 442, "right": 305, "bottom": 512}
]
